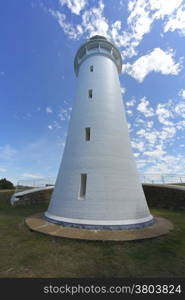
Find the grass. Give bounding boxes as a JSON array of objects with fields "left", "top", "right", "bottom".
[{"left": 0, "top": 189, "right": 185, "bottom": 278}]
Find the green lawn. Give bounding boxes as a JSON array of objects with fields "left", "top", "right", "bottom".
[{"left": 0, "top": 189, "right": 185, "bottom": 278}]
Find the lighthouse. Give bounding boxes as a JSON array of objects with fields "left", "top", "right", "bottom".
[{"left": 45, "top": 35, "right": 154, "bottom": 230}]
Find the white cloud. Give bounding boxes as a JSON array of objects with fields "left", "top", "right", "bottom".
[
  {"left": 127, "top": 123, "right": 133, "bottom": 133},
  {"left": 150, "top": 0, "right": 183, "bottom": 19},
  {"left": 82, "top": 0, "right": 109, "bottom": 37},
  {"left": 136, "top": 118, "right": 145, "bottom": 124},
  {"left": 48, "top": 125, "right": 53, "bottom": 130},
  {"left": 146, "top": 121, "right": 154, "bottom": 128},
  {"left": 128, "top": 95, "right": 185, "bottom": 175},
  {"left": 46, "top": 106, "right": 53, "bottom": 113},
  {"left": 109, "top": 20, "right": 122, "bottom": 42},
  {"left": 22, "top": 173, "right": 45, "bottom": 179},
  {"left": 49, "top": 9, "right": 83, "bottom": 39},
  {"left": 48, "top": 121, "right": 62, "bottom": 130},
  {"left": 126, "top": 109, "right": 133, "bottom": 116},
  {"left": 48, "top": 0, "right": 184, "bottom": 60},
  {"left": 178, "top": 89, "right": 185, "bottom": 99},
  {"left": 137, "top": 97, "right": 154, "bottom": 117},
  {"left": 164, "top": 4, "right": 185, "bottom": 35},
  {"left": 139, "top": 130, "right": 159, "bottom": 144},
  {"left": 156, "top": 102, "right": 174, "bottom": 126},
  {"left": 144, "top": 144, "right": 166, "bottom": 158},
  {"left": 23, "top": 113, "right": 32, "bottom": 120},
  {"left": 47, "top": 105, "right": 72, "bottom": 130},
  {"left": 126, "top": 98, "right": 136, "bottom": 107},
  {"left": 136, "top": 159, "right": 147, "bottom": 169},
  {"left": 0, "top": 145, "right": 17, "bottom": 160},
  {"left": 109, "top": 20, "right": 131, "bottom": 50},
  {"left": 123, "top": 48, "right": 182, "bottom": 82},
  {"left": 131, "top": 140, "right": 145, "bottom": 152},
  {"left": 175, "top": 102, "right": 185, "bottom": 118},
  {"left": 49, "top": 0, "right": 109, "bottom": 40},
  {"left": 176, "top": 120, "right": 185, "bottom": 130},
  {"left": 121, "top": 87, "right": 126, "bottom": 94},
  {"left": 53, "top": 121, "right": 62, "bottom": 128},
  {"left": 127, "top": 0, "right": 153, "bottom": 41},
  {"left": 58, "top": 107, "right": 71, "bottom": 121},
  {"left": 124, "top": 0, "right": 183, "bottom": 57},
  {"left": 0, "top": 167, "right": 7, "bottom": 172},
  {"left": 59, "top": 0, "right": 87, "bottom": 15},
  {"left": 125, "top": 0, "right": 155, "bottom": 57},
  {"left": 44, "top": 0, "right": 185, "bottom": 178},
  {"left": 161, "top": 126, "right": 176, "bottom": 139},
  {"left": 144, "top": 153, "right": 185, "bottom": 175},
  {"left": 136, "top": 129, "right": 146, "bottom": 136}
]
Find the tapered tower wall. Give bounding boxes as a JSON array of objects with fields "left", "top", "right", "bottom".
[{"left": 45, "top": 36, "right": 153, "bottom": 229}]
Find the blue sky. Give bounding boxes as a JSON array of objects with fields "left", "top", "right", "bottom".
[{"left": 1, "top": 0, "right": 185, "bottom": 184}]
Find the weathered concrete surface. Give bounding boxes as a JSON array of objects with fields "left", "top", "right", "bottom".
[{"left": 25, "top": 213, "right": 173, "bottom": 241}]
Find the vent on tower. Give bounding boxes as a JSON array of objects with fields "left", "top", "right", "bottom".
[
  {"left": 88, "top": 89, "right": 93, "bottom": 98},
  {"left": 90, "top": 65, "right": 93, "bottom": 72},
  {"left": 79, "top": 174, "right": 87, "bottom": 200},
  {"left": 85, "top": 127, "right": 91, "bottom": 141}
]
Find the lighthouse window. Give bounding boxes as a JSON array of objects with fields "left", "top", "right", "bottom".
[
  {"left": 88, "top": 89, "right": 93, "bottom": 98},
  {"left": 90, "top": 65, "right": 93, "bottom": 72},
  {"left": 79, "top": 174, "right": 87, "bottom": 200},
  {"left": 85, "top": 127, "right": 91, "bottom": 141}
]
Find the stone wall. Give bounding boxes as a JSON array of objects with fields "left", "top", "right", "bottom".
[
  {"left": 142, "top": 184, "right": 185, "bottom": 210},
  {"left": 13, "top": 188, "right": 53, "bottom": 206},
  {"left": 12, "top": 184, "right": 185, "bottom": 211}
]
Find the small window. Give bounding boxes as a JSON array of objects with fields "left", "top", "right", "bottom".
[
  {"left": 88, "top": 89, "right": 93, "bottom": 98},
  {"left": 90, "top": 65, "right": 93, "bottom": 72},
  {"left": 85, "top": 127, "right": 91, "bottom": 141},
  {"left": 79, "top": 174, "right": 87, "bottom": 200}
]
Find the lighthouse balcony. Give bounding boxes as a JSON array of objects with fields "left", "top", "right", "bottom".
[{"left": 74, "top": 37, "right": 122, "bottom": 75}]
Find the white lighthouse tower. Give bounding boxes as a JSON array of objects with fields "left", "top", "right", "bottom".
[{"left": 45, "top": 35, "right": 154, "bottom": 230}]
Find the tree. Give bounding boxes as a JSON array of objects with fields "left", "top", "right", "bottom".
[{"left": 0, "top": 178, "right": 14, "bottom": 189}]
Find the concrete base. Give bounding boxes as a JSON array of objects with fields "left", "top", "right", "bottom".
[
  {"left": 25, "top": 213, "right": 173, "bottom": 241},
  {"left": 44, "top": 213, "right": 155, "bottom": 230}
]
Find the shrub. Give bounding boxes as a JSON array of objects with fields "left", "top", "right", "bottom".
[{"left": 0, "top": 178, "right": 14, "bottom": 190}]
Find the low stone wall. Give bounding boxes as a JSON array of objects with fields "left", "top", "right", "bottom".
[
  {"left": 142, "top": 184, "right": 185, "bottom": 210},
  {"left": 12, "top": 184, "right": 185, "bottom": 210},
  {"left": 13, "top": 188, "right": 53, "bottom": 206}
]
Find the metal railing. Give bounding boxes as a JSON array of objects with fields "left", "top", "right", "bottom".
[
  {"left": 15, "top": 177, "right": 56, "bottom": 193},
  {"left": 139, "top": 174, "right": 185, "bottom": 185}
]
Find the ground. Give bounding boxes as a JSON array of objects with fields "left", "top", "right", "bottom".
[{"left": 0, "top": 190, "right": 185, "bottom": 278}]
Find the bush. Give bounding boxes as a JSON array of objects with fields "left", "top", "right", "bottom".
[{"left": 0, "top": 178, "right": 14, "bottom": 190}]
